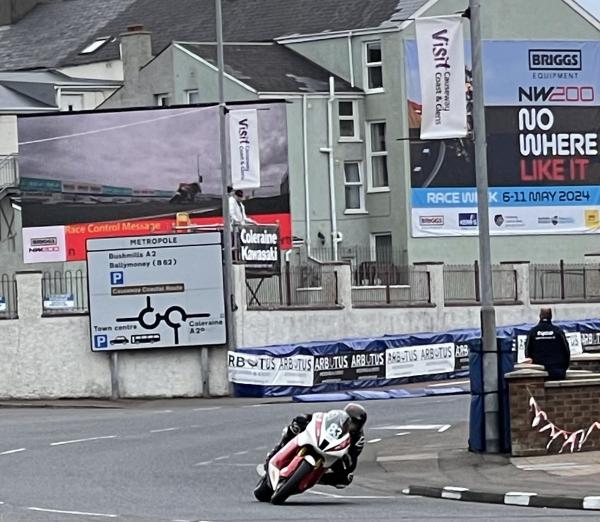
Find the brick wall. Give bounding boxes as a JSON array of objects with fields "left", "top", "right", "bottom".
[
  {"left": 507, "top": 369, "right": 600, "bottom": 456},
  {"left": 569, "top": 354, "right": 600, "bottom": 373}
]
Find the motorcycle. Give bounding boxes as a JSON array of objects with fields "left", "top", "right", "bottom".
[{"left": 254, "top": 409, "right": 352, "bottom": 504}]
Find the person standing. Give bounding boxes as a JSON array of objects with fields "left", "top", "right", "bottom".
[
  {"left": 228, "top": 187, "right": 257, "bottom": 225},
  {"left": 523, "top": 308, "right": 571, "bottom": 380}
]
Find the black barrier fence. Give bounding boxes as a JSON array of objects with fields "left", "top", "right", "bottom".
[
  {"left": 531, "top": 262, "right": 600, "bottom": 302},
  {"left": 351, "top": 267, "right": 431, "bottom": 307},
  {"left": 246, "top": 265, "right": 339, "bottom": 309},
  {"left": 444, "top": 262, "right": 518, "bottom": 305},
  {"left": 41, "top": 270, "right": 89, "bottom": 315},
  {"left": 0, "top": 273, "right": 17, "bottom": 319}
]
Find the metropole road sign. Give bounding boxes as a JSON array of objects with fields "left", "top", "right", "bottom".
[{"left": 86, "top": 232, "right": 226, "bottom": 351}]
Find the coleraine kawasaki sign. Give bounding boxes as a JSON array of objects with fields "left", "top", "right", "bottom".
[{"left": 237, "top": 224, "right": 280, "bottom": 267}]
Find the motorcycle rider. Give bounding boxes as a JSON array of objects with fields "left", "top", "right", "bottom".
[{"left": 264, "top": 403, "right": 367, "bottom": 488}]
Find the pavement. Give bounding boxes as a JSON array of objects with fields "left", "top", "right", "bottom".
[{"left": 356, "top": 417, "right": 600, "bottom": 511}]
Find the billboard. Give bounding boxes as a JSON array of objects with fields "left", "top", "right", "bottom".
[
  {"left": 17, "top": 103, "right": 290, "bottom": 262},
  {"left": 87, "top": 232, "right": 225, "bottom": 351},
  {"left": 406, "top": 40, "right": 600, "bottom": 237}
]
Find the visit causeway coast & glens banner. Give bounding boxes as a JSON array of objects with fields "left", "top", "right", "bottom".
[{"left": 406, "top": 40, "right": 600, "bottom": 237}]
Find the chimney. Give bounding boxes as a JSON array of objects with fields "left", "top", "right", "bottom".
[
  {"left": 0, "top": 0, "right": 43, "bottom": 25},
  {"left": 120, "top": 24, "right": 153, "bottom": 99}
]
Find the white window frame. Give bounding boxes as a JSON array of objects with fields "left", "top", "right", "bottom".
[
  {"left": 338, "top": 100, "right": 359, "bottom": 142},
  {"left": 366, "top": 121, "right": 389, "bottom": 193},
  {"left": 186, "top": 89, "right": 200, "bottom": 104},
  {"left": 343, "top": 161, "right": 366, "bottom": 214},
  {"left": 363, "top": 40, "right": 384, "bottom": 94},
  {"left": 155, "top": 93, "right": 170, "bottom": 107}
]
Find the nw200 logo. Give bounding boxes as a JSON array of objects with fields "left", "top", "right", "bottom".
[{"left": 518, "top": 86, "right": 595, "bottom": 103}]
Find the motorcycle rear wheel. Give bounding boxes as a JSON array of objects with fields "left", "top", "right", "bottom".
[{"left": 270, "top": 459, "right": 314, "bottom": 505}]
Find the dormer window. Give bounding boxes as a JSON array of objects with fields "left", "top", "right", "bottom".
[{"left": 80, "top": 37, "right": 111, "bottom": 55}]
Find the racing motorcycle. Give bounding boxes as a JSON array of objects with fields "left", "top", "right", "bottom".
[{"left": 254, "top": 409, "right": 352, "bottom": 504}]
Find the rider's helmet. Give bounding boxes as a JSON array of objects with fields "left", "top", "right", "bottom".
[{"left": 344, "top": 403, "right": 367, "bottom": 433}]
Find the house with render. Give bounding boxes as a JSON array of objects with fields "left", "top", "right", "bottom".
[{"left": 0, "top": 0, "right": 599, "bottom": 275}]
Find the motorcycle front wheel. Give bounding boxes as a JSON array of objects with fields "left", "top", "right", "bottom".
[
  {"left": 253, "top": 476, "right": 273, "bottom": 502},
  {"left": 270, "top": 459, "right": 314, "bottom": 505}
]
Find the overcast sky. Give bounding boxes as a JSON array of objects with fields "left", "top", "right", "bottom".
[
  {"left": 18, "top": 104, "right": 288, "bottom": 196},
  {"left": 576, "top": 0, "right": 600, "bottom": 18}
]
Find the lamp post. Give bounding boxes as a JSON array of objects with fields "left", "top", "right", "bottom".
[
  {"left": 215, "top": 0, "right": 236, "bottom": 356},
  {"left": 468, "top": 0, "right": 499, "bottom": 452}
]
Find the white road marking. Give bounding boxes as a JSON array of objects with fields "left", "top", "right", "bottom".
[
  {"left": 428, "top": 380, "right": 470, "bottom": 388},
  {"left": 254, "top": 445, "right": 267, "bottom": 450},
  {"left": 373, "top": 424, "right": 449, "bottom": 431},
  {"left": 150, "top": 427, "right": 180, "bottom": 433},
  {"left": 28, "top": 507, "right": 117, "bottom": 518},
  {"left": 308, "top": 490, "right": 395, "bottom": 499},
  {"left": 377, "top": 452, "right": 437, "bottom": 463},
  {"left": 438, "top": 424, "right": 451, "bottom": 433},
  {"left": 234, "top": 450, "right": 249, "bottom": 455},
  {"left": 0, "top": 448, "right": 26, "bottom": 455},
  {"left": 214, "top": 455, "right": 230, "bottom": 461},
  {"left": 50, "top": 436, "right": 117, "bottom": 446},
  {"left": 367, "top": 438, "right": 382, "bottom": 444},
  {"left": 395, "top": 432, "right": 409, "bottom": 437},
  {"left": 211, "top": 463, "right": 256, "bottom": 467},
  {"left": 158, "top": 410, "right": 173, "bottom": 413},
  {"left": 195, "top": 461, "right": 212, "bottom": 466},
  {"left": 243, "top": 404, "right": 265, "bottom": 408},
  {"left": 193, "top": 406, "right": 221, "bottom": 412}
]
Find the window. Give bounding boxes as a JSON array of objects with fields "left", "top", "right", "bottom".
[
  {"left": 155, "top": 94, "right": 170, "bottom": 107},
  {"left": 364, "top": 41, "right": 383, "bottom": 92},
  {"left": 80, "top": 37, "right": 110, "bottom": 55},
  {"left": 186, "top": 89, "right": 200, "bottom": 104},
  {"left": 60, "top": 94, "right": 84, "bottom": 112},
  {"left": 343, "top": 161, "right": 365, "bottom": 213},
  {"left": 366, "top": 121, "right": 389, "bottom": 190},
  {"left": 338, "top": 100, "right": 359, "bottom": 140}
]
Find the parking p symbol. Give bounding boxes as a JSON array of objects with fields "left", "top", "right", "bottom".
[{"left": 110, "top": 271, "right": 124, "bottom": 285}]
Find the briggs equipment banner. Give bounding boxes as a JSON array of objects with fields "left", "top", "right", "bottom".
[{"left": 406, "top": 40, "right": 600, "bottom": 237}]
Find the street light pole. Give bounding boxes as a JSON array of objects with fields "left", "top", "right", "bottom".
[
  {"left": 216, "top": 0, "right": 236, "bottom": 354},
  {"left": 468, "top": 0, "right": 499, "bottom": 452}
]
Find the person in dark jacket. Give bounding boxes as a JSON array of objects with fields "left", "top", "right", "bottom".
[
  {"left": 524, "top": 308, "right": 571, "bottom": 379},
  {"left": 264, "top": 403, "right": 367, "bottom": 488}
]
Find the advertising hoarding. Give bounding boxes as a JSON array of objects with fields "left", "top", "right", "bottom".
[
  {"left": 18, "top": 102, "right": 290, "bottom": 262},
  {"left": 406, "top": 40, "right": 600, "bottom": 237}
]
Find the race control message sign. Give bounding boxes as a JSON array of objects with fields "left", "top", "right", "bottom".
[
  {"left": 87, "top": 232, "right": 225, "bottom": 351},
  {"left": 406, "top": 40, "right": 600, "bottom": 236}
]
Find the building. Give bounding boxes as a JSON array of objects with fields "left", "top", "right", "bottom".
[{"left": 0, "top": 0, "right": 599, "bottom": 273}]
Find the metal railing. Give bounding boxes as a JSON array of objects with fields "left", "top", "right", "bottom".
[
  {"left": 444, "top": 262, "right": 518, "bottom": 305},
  {"left": 351, "top": 267, "right": 431, "bottom": 306},
  {"left": 531, "top": 262, "right": 600, "bottom": 302},
  {"left": 41, "top": 270, "right": 89, "bottom": 315},
  {"left": 0, "top": 155, "right": 18, "bottom": 192},
  {"left": 246, "top": 265, "right": 339, "bottom": 309},
  {"left": 0, "top": 273, "right": 17, "bottom": 319}
]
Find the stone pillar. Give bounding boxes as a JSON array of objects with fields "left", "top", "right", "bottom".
[
  {"left": 413, "top": 262, "right": 444, "bottom": 310},
  {"left": 332, "top": 262, "right": 352, "bottom": 308},
  {"left": 505, "top": 367, "right": 548, "bottom": 456},
  {"left": 500, "top": 261, "right": 530, "bottom": 306},
  {"left": 15, "top": 271, "right": 42, "bottom": 320}
]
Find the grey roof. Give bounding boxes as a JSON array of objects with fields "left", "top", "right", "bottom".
[
  {"left": 0, "top": 70, "right": 121, "bottom": 112},
  {"left": 179, "top": 43, "right": 359, "bottom": 93},
  {"left": 62, "top": 0, "right": 429, "bottom": 67},
  {"left": 0, "top": 0, "right": 136, "bottom": 71}
]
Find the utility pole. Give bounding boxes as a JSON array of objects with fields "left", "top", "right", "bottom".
[
  {"left": 216, "top": 0, "right": 236, "bottom": 357},
  {"left": 468, "top": 0, "right": 499, "bottom": 452}
]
